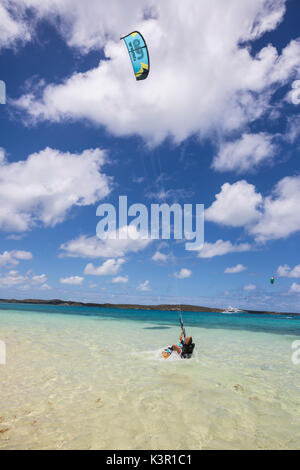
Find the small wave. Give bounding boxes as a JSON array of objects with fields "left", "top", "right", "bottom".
[{"left": 142, "top": 348, "right": 200, "bottom": 363}]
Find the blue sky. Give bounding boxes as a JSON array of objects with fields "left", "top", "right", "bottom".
[{"left": 0, "top": 0, "right": 299, "bottom": 312}]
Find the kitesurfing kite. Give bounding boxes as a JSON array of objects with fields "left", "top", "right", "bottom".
[
  {"left": 270, "top": 276, "right": 275, "bottom": 285},
  {"left": 121, "top": 31, "right": 150, "bottom": 81}
]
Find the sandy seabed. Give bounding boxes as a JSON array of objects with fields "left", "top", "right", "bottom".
[{"left": 0, "top": 308, "right": 299, "bottom": 450}]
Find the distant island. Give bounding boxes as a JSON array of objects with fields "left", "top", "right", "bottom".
[{"left": 0, "top": 298, "right": 299, "bottom": 316}]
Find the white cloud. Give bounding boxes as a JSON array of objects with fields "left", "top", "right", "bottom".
[
  {"left": 244, "top": 283, "right": 256, "bottom": 291},
  {"left": 276, "top": 264, "right": 290, "bottom": 277},
  {"left": 0, "top": 147, "right": 110, "bottom": 232},
  {"left": 0, "top": 270, "right": 27, "bottom": 287},
  {"left": 112, "top": 275, "right": 128, "bottom": 283},
  {"left": 289, "top": 283, "right": 300, "bottom": 294},
  {"left": 224, "top": 264, "right": 247, "bottom": 274},
  {"left": 13, "top": 0, "right": 152, "bottom": 51},
  {"left": 277, "top": 264, "right": 300, "bottom": 278},
  {"left": 89, "top": 283, "right": 98, "bottom": 289},
  {"left": 250, "top": 175, "right": 300, "bottom": 242},
  {"left": 60, "top": 225, "right": 151, "bottom": 259},
  {"left": 174, "top": 268, "right": 191, "bottom": 279},
  {"left": 60, "top": 276, "right": 84, "bottom": 285},
  {"left": 198, "top": 240, "right": 251, "bottom": 258},
  {"left": 212, "top": 133, "right": 277, "bottom": 173},
  {"left": 285, "top": 116, "right": 300, "bottom": 143},
  {"left": 206, "top": 181, "right": 262, "bottom": 227},
  {"left": 0, "top": 250, "right": 32, "bottom": 267},
  {"left": 206, "top": 175, "right": 300, "bottom": 243},
  {"left": 152, "top": 251, "right": 168, "bottom": 262},
  {"left": 0, "top": 269, "right": 46, "bottom": 288},
  {"left": 6, "top": 233, "right": 27, "bottom": 240},
  {"left": 137, "top": 280, "right": 150, "bottom": 291},
  {"left": 0, "top": 2, "right": 30, "bottom": 48},
  {"left": 40, "top": 283, "right": 51, "bottom": 290},
  {"left": 133, "top": 176, "right": 145, "bottom": 184},
  {"left": 146, "top": 188, "right": 193, "bottom": 201},
  {"left": 11, "top": 1, "right": 300, "bottom": 146},
  {"left": 31, "top": 273, "right": 47, "bottom": 284},
  {"left": 287, "top": 80, "right": 300, "bottom": 105},
  {"left": 12, "top": 250, "right": 33, "bottom": 260},
  {"left": 84, "top": 258, "right": 124, "bottom": 276},
  {"left": 1, "top": 1, "right": 287, "bottom": 53}
]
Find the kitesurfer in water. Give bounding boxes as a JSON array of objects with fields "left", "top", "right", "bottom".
[{"left": 162, "top": 328, "right": 195, "bottom": 359}]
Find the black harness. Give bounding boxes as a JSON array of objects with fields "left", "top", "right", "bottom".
[{"left": 181, "top": 342, "right": 195, "bottom": 359}]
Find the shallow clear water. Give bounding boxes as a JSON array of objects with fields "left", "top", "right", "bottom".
[{"left": 0, "top": 304, "right": 299, "bottom": 449}]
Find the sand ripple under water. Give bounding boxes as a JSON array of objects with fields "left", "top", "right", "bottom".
[{"left": 0, "top": 308, "right": 299, "bottom": 449}]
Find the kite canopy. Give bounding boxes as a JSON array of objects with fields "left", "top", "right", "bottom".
[
  {"left": 121, "top": 31, "right": 149, "bottom": 81},
  {"left": 270, "top": 276, "right": 275, "bottom": 285}
]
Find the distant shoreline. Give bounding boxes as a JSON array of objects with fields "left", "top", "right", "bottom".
[{"left": 0, "top": 298, "right": 299, "bottom": 316}]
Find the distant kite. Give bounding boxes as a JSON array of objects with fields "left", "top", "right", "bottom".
[
  {"left": 270, "top": 276, "right": 275, "bottom": 285},
  {"left": 121, "top": 31, "right": 150, "bottom": 81}
]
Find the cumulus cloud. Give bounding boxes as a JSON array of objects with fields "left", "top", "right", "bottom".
[
  {"left": 6, "top": 0, "right": 152, "bottom": 51},
  {"left": 212, "top": 133, "right": 277, "bottom": 173},
  {"left": 152, "top": 251, "right": 168, "bottom": 262},
  {"left": 0, "top": 250, "right": 32, "bottom": 267},
  {"left": 0, "top": 1, "right": 30, "bottom": 48},
  {"left": 40, "top": 283, "right": 51, "bottom": 290},
  {"left": 0, "top": 147, "right": 110, "bottom": 232},
  {"left": 84, "top": 258, "right": 124, "bottom": 276},
  {"left": 277, "top": 264, "right": 300, "bottom": 278},
  {"left": 244, "top": 283, "right": 256, "bottom": 291},
  {"left": 224, "top": 264, "right": 247, "bottom": 274},
  {"left": 206, "top": 181, "right": 262, "bottom": 227},
  {"left": 0, "top": 270, "right": 27, "bottom": 287},
  {"left": 198, "top": 240, "right": 251, "bottom": 258},
  {"left": 10, "top": 1, "right": 300, "bottom": 145},
  {"left": 206, "top": 175, "right": 300, "bottom": 243},
  {"left": 174, "top": 268, "right": 191, "bottom": 279},
  {"left": 31, "top": 273, "right": 47, "bottom": 284},
  {"left": 60, "top": 276, "right": 84, "bottom": 285},
  {"left": 137, "top": 280, "right": 150, "bottom": 291},
  {"left": 12, "top": 250, "right": 33, "bottom": 260},
  {"left": 286, "top": 79, "right": 300, "bottom": 105},
  {"left": 285, "top": 115, "right": 300, "bottom": 143},
  {"left": 60, "top": 226, "right": 152, "bottom": 259},
  {"left": 250, "top": 175, "right": 300, "bottom": 242},
  {"left": 289, "top": 283, "right": 300, "bottom": 294},
  {"left": 0, "top": 269, "right": 47, "bottom": 288},
  {"left": 112, "top": 275, "right": 128, "bottom": 283},
  {"left": 1, "top": 1, "right": 288, "bottom": 53}
]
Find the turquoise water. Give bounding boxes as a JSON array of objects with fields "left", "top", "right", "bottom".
[
  {"left": 0, "top": 302, "right": 299, "bottom": 335},
  {"left": 0, "top": 303, "right": 299, "bottom": 449}
]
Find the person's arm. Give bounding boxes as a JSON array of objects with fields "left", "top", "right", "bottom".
[{"left": 172, "top": 343, "right": 182, "bottom": 355}]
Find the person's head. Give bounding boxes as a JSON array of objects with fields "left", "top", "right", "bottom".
[{"left": 185, "top": 336, "right": 192, "bottom": 345}]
